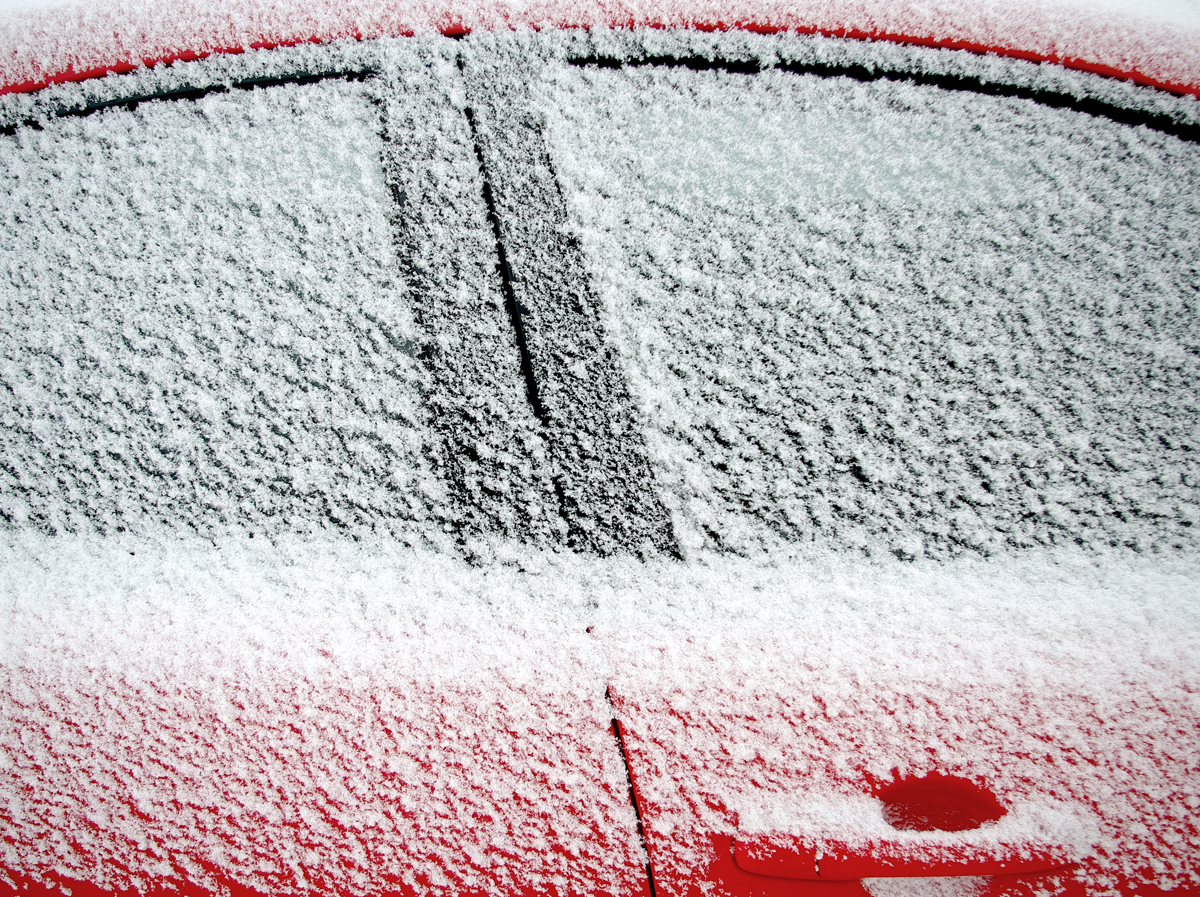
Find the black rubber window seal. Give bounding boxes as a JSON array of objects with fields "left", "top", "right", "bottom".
[
  {"left": 1, "top": 69, "right": 376, "bottom": 136},
  {"left": 569, "top": 54, "right": 1200, "bottom": 144}
]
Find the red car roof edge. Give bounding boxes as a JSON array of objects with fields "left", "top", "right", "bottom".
[{"left": 0, "top": 20, "right": 1197, "bottom": 100}]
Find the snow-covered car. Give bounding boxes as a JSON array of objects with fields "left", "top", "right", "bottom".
[{"left": 1, "top": 2, "right": 1198, "bottom": 897}]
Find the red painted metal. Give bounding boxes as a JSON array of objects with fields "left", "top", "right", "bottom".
[
  {"left": 0, "top": 14, "right": 1196, "bottom": 897},
  {"left": 604, "top": 680, "right": 1196, "bottom": 897},
  {"left": 707, "top": 834, "right": 869, "bottom": 897},
  {"left": 729, "top": 775, "right": 1071, "bottom": 881},
  {"left": 0, "top": 20, "right": 1198, "bottom": 100},
  {"left": 874, "top": 773, "right": 1007, "bottom": 833},
  {"left": 702, "top": 834, "right": 1084, "bottom": 896},
  {"left": 0, "top": 672, "right": 653, "bottom": 897},
  {"left": 733, "top": 833, "right": 1073, "bottom": 880},
  {"left": 643, "top": 19, "right": 1200, "bottom": 98}
]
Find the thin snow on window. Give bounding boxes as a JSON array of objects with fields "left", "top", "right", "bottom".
[
  {"left": 0, "top": 78, "right": 445, "bottom": 539},
  {"left": 547, "top": 60, "right": 1200, "bottom": 559},
  {"left": 1, "top": 32, "right": 1198, "bottom": 897}
]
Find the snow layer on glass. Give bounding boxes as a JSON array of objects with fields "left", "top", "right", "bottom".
[
  {"left": 1, "top": 31, "right": 1198, "bottom": 897},
  {"left": 376, "top": 41, "right": 566, "bottom": 545},
  {"left": 0, "top": 77, "right": 447, "bottom": 538},
  {"left": 545, "top": 44, "right": 1200, "bottom": 559}
]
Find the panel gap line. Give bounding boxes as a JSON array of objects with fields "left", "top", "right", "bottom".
[
  {"left": 606, "top": 686, "right": 659, "bottom": 897},
  {"left": 461, "top": 102, "right": 548, "bottom": 423}
]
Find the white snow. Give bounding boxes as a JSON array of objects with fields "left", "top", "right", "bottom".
[
  {"left": 0, "top": 0, "right": 1199, "bottom": 103},
  {"left": 0, "top": 531, "right": 649, "bottom": 896},
  {"left": 3, "top": 533, "right": 1197, "bottom": 893},
  {"left": 544, "top": 33, "right": 1200, "bottom": 560},
  {"left": 533, "top": 29, "right": 1200, "bottom": 893},
  {"left": 0, "top": 28, "right": 1198, "bottom": 897},
  {"left": 594, "top": 546, "right": 1200, "bottom": 892},
  {"left": 0, "top": 76, "right": 444, "bottom": 540},
  {"left": 863, "top": 879, "right": 990, "bottom": 897}
]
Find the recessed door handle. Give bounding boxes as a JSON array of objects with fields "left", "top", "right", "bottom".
[{"left": 733, "top": 835, "right": 1074, "bottom": 880}]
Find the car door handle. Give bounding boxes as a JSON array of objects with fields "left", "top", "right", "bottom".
[{"left": 733, "top": 834, "right": 1075, "bottom": 880}]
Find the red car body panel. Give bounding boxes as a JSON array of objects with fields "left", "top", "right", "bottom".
[
  {"left": 605, "top": 618, "right": 1200, "bottom": 897},
  {"left": 0, "top": 1, "right": 1198, "bottom": 99},
  {"left": 1, "top": 4, "right": 1198, "bottom": 897},
  {"left": 0, "top": 575, "right": 652, "bottom": 897}
]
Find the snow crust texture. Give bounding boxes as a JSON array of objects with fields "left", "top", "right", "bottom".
[
  {"left": 376, "top": 43, "right": 564, "bottom": 544},
  {"left": 0, "top": 0, "right": 1199, "bottom": 101},
  {"left": 461, "top": 36, "right": 677, "bottom": 556},
  {"left": 544, "top": 30, "right": 1200, "bottom": 559},
  {"left": 595, "top": 550, "right": 1200, "bottom": 894},
  {"left": 2, "top": 534, "right": 1197, "bottom": 895},
  {"left": 1, "top": 32, "right": 1199, "bottom": 897},
  {"left": 0, "top": 533, "right": 650, "bottom": 897},
  {"left": 0, "top": 76, "right": 443, "bottom": 539},
  {"left": 0, "top": 40, "right": 569, "bottom": 546}
]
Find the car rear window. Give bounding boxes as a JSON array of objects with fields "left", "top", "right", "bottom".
[{"left": 547, "top": 62, "right": 1200, "bottom": 559}]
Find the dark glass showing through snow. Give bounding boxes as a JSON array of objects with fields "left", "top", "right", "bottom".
[
  {"left": 0, "top": 81, "right": 450, "bottom": 538},
  {"left": 549, "top": 64, "right": 1200, "bottom": 558}
]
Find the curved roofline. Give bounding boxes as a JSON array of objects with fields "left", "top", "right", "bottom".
[{"left": 0, "top": 14, "right": 1198, "bottom": 101}]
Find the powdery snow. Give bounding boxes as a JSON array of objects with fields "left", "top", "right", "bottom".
[
  {"left": 0, "top": 532, "right": 650, "bottom": 897},
  {"left": 0, "top": 0, "right": 1200, "bottom": 98},
  {"left": 1, "top": 28, "right": 1198, "bottom": 897},
  {"left": 543, "top": 29, "right": 1200, "bottom": 560},
  {"left": 2, "top": 533, "right": 1197, "bottom": 894},
  {"left": 595, "top": 548, "right": 1200, "bottom": 894},
  {"left": 0, "top": 76, "right": 443, "bottom": 540},
  {"left": 0, "top": 39, "right": 564, "bottom": 546}
]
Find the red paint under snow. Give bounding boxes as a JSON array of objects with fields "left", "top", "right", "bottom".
[
  {"left": 874, "top": 772, "right": 1006, "bottom": 832},
  {"left": 0, "top": 19, "right": 1198, "bottom": 100}
]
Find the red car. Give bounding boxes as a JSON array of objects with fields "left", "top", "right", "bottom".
[{"left": 0, "top": 3, "right": 1197, "bottom": 897}]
